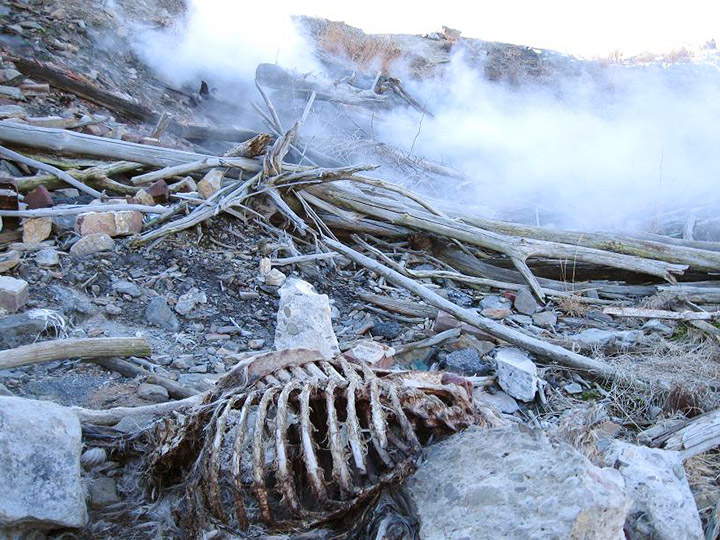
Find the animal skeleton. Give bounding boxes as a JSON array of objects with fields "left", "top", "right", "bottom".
[{"left": 146, "top": 348, "right": 488, "bottom": 536}]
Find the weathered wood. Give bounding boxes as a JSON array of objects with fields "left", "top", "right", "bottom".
[
  {"left": 130, "top": 156, "right": 259, "bottom": 185},
  {"left": 73, "top": 394, "right": 203, "bottom": 425},
  {"left": 647, "top": 408, "right": 720, "bottom": 459},
  {"left": 0, "top": 337, "right": 151, "bottom": 370},
  {"left": 0, "top": 202, "right": 165, "bottom": 218},
  {"left": 13, "top": 161, "right": 144, "bottom": 193},
  {"left": 0, "top": 123, "right": 262, "bottom": 171},
  {"left": 358, "top": 292, "right": 439, "bottom": 319},
  {"left": 92, "top": 357, "right": 198, "bottom": 400},
  {"left": 0, "top": 144, "right": 103, "bottom": 198},
  {"left": 604, "top": 306, "right": 720, "bottom": 321},
  {"left": 327, "top": 238, "right": 623, "bottom": 380}
]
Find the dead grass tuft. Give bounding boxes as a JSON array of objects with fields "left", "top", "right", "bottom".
[
  {"left": 555, "top": 295, "right": 590, "bottom": 317},
  {"left": 685, "top": 451, "right": 720, "bottom": 532},
  {"left": 318, "top": 21, "right": 402, "bottom": 72}
]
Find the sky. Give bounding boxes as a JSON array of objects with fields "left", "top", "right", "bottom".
[{"left": 294, "top": 0, "right": 720, "bottom": 58}]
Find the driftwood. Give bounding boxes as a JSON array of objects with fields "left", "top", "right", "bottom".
[
  {"left": 603, "top": 306, "right": 720, "bottom": 321},
  {"left": 0, "top": 123, "right": 261, "bottom": 170},
  {"left": 14, "top": 160, "right": 144, "bottom": 194},
  {"left": 359, "top": 291, "right": 439, "bottom": 319},
  {"left": 645, "top": 408, "right": 720, "bottom": 459},
  {"left": 92, "top": 357, "right": 198, "bottom": 400},
  {"left": 309, "top": 184, "right": 687, "bottom": 299},
  {"left": 0, "top": 337, "right": 151, "bottom": 370},
  {"left": 325, "top": 238, "right": 624, "bottom": 380},
  {"left": 73, "top": 394, "right": 203, "bottom": 425},
  {"left": 130, "top": 156, "right": 261, "bottom": 185},
  {"left": 0, "top": 202, "right": 165, "bottom": 218},
  {"left": 0, "top": 144, "right": 103, "bottom": 198}
]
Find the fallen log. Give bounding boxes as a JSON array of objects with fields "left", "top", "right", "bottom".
[
  {"left": 646, "top": 408, "right": 720, "bottom": 459},
  {"left": 13, "top": 160, "right": 144, "bottom": 194},
  {"left": 325, "top": 238, "right": 623, "bottom": 380},
  {"left": 0, "top": 337, "right": 152, "bottom": 370},
  {"left": 0, "top": 123, "right": 261, "bottom": 171},
  {"left": 0, "top": 202, "right": 165, "bottom": 218},
  {"left": 603, "top": 307, "right": 720, "bottom": 321},
  {"left": 0, "top": 144, "right": 103, "bottom": 198},
  {"left": 92, "top": 357, "right": 198, "bottom": 400}
]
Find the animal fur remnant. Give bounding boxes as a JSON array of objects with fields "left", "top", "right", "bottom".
[{"left": 146, "top": 348, "right": 486, "bottom": 536}]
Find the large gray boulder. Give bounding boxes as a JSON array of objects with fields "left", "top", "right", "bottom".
[
  {"left": 274, "top": 279, "right": 339, "bottom": 359},
  {"left": 0, "top": 397, "right": 86, "bottom": 531},
  {"left": 603, "top": 441, "right": 703, "bottom": 539},
  {"left": 407, "top": 426, "right": 629, "bottom": 539}
]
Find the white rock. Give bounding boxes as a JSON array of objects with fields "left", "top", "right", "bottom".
[
  {"left": 35, "top": 248, "right": 60, "bottom": 267},
  {"left": 0, "top": 396, "right": 86, "bottom": 530},
  {"left": 603, "top": 441, "right": 704, "bottom": 540},
  {"left": 0, "top": 276, "right": 28, "bottom": 313},
  {"left": 495, "top": 347, "right": 538, "bottom": 402},
  {"left": 264, "top": 268, "right": 286, "bottom": 287},
  {"left": 407, "top": 426, "right": 629, "bottom": 540},
  {"left": 175, "top": 287, "right": 207, "bottom": 315},
  {"left": 274, "top": 279, "right": 340, "bottom": 360}
]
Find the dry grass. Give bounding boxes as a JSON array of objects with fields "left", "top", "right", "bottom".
[
  {"left": 685, "top": 451, "right": 720, "bottom": 533},
  {"left": 555, "top": 295, "right": 591, "bottom": 317},
  {"left": 318, "top": 21, "right": 402, "bottom": 73}
]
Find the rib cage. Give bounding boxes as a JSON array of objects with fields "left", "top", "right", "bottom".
[{"left": 147, "top": 349, "right": 480, "bottom": 535}]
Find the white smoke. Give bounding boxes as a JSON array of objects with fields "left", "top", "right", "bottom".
[{"left": 132, "top": 2, "right": 720, "bottom": 233}]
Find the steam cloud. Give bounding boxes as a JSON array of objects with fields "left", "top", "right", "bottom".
[{"left": 133, "top": 2, "right": 720, "bottom": 233}]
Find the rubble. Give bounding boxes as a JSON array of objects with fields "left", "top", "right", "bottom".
[
  {"left": 495, "top": 347, "right": 539, "bottom": 402},
  {"left": 0, "top": 275, "right": 28, "bottom": 313}
]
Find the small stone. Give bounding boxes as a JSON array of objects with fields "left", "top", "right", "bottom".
[
  {"left": 70, "top": 233, "right": 115, "bottom": 256},
  {"left": 0, "top": 85, "right": 25, "bottom": 100},
  {"left": 89, "top": 477, "right": 119, "bottom": 508},
  {"left": 137, "top": 383, "right": 169, "bottom": 402},
  {"left": 371, "top": 320, "right": 402, "bottom": 339},
  {"left": 0, "top": 276, "right": 28, "bottom": 313},
  {"left": 197, "top": 168, "right": 224, "bottom": 199},
  {"left": 248, "top": 338, "right": 265, "bottom": 350},
  {"left": 513, "top": 288, "right": 539, "bottom": 315},
  {"left": 532, "top": 310, "right": 557, "bottom": 328},
  {"left": 275, "top": 279, "right": 340, "bottom": 360},
  {"left": 0, "top": 68, "right": 23, "bottom": 85},
  {"left": 35, "top": 248, "right": 60, "bottom": 267},
  {"left": 348, "top": 340, "right": 393, "bottom": 367},
  {"left": 112, "top": 280, "right": 142, "bottom": 298},
  {"left": 113, "top": 210, "right": 143, "bottom": 235},
  {"left": 480, "top": 295, "right": 512, "bottom": 310},
  {"left": 188, "top": 364, "right": 208, "bottom": 374},
  {"left": 495, "top": 347, "right": 538, "bottom": 402},
  {"left": 509, "top": 314, "right": 533, "bottom": 325},
  {"left": 564, "top": 382, "right": 583, "bottom": 394},
  {"left": 175, "top": 287, "right": 207, "bottom": 315},
  {"left": 172, "top": 356, "right": 195, "bottom": 370},
  {"left": 105, "top": 304, "right": 122, "bottom": 315},
  {"left": 22, "top": 216, "right": 52, "bottom": 243},
  {"left": 481, "top": 307, "right": 511, "bottom": 319},
  {"left": 642, "top": 319, "right": 674, "bottom": 337},
  {"left": 445, "top": 288, "right": 474, "bottom": 307},
  {"left": 443, "top": 348, "right": 492, "bottom": 375},
  {"left": 0, "top": 250, "right": 20, "bottom": 273},
  {"left": 474, "top": 389, "right": 520, "bottom": 414},
  {"left": 147, "top": 179, "right": 170, "bottom": 203},
  {"left": 264, "top": 268, "right": 286, "bottom": 287},
  {"left": 0, "top": 104, "right": 27, "bottom": 119},
  {"left": 448, "top": 334, "right": 495, "bottom": 356},
  {"left": 75, "top": 212, "right": 116, "bottom": 236},
  {"left": 24, "top": 185, "right": 53, "bottom": 209},
  {"left": 131, "top": 188, "right": 155, "bottom": 206},
  {"left": 145, "top": 297, "right": 180, "bottom": 331},
  {"left": 168, "top": 176, "right": 197, "bottom": 194}
]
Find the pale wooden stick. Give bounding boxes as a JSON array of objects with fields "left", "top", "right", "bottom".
[
  {"left": 0, "top": 337, "right": 151, "bottom": 370},
  {"left": 73, "top": 394, "right": 204, "bottom": 425},
  {"left": 0, "top": 203, "right": 166, "bottom": 218},
  {"left": 0, "top": 144, "right": 103, "bottom": 198},
  {"left": 325, "top": 238, "right": 621, "bottom": 379},
  {"left": 130, "top": 156, "right": 257, "bottom": 185},
  {"left": 604, "top": 307, "right": 719, "bottom": 321}
]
